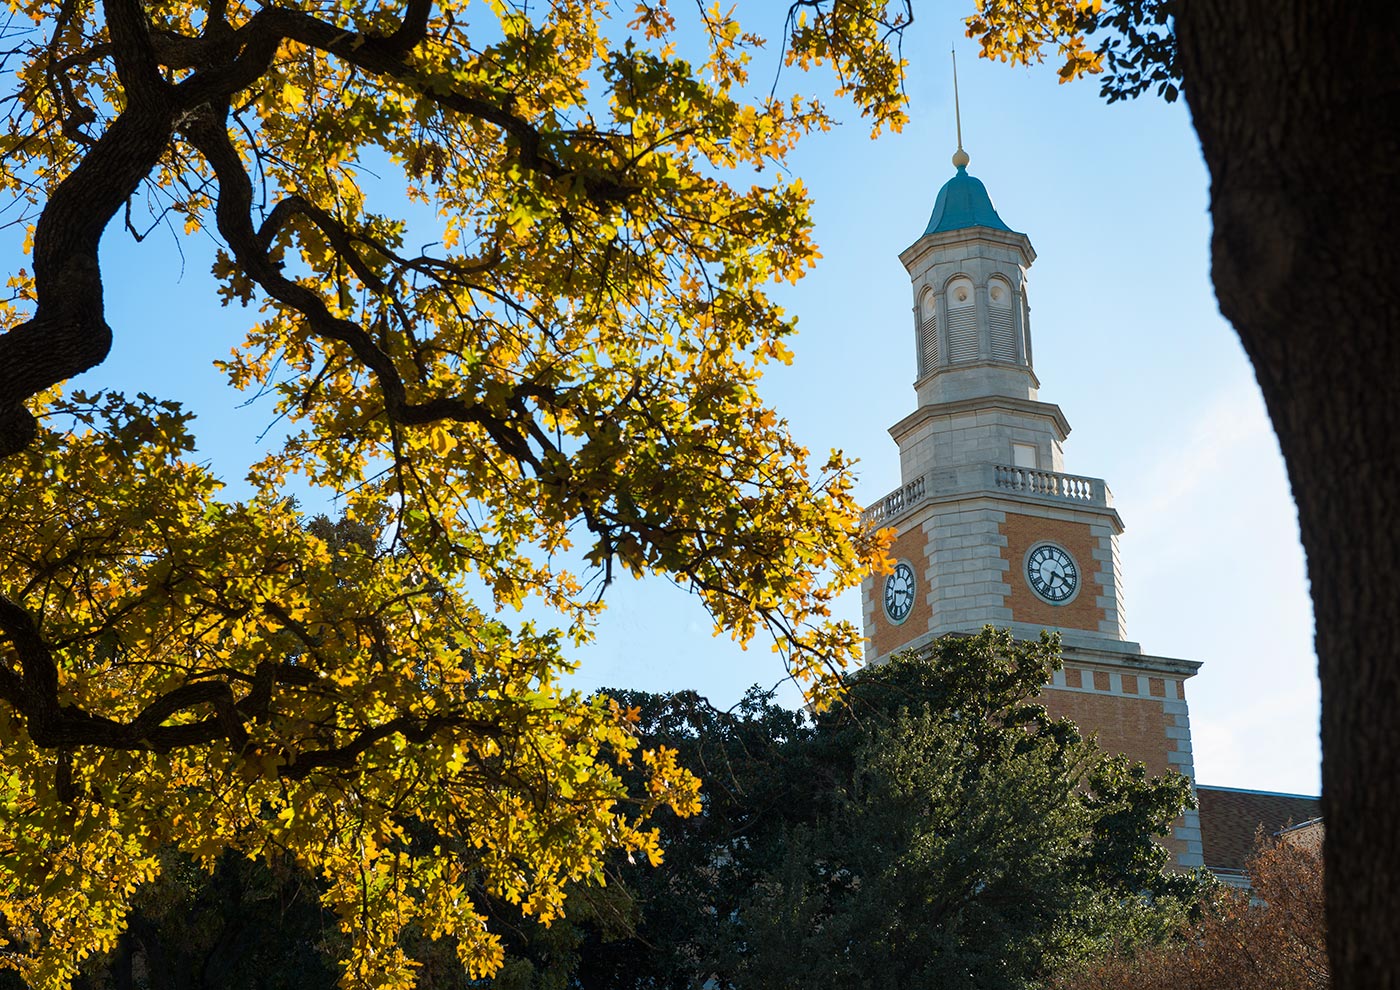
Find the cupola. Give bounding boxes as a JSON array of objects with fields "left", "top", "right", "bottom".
[{"left": 899, "top": 148, "right": 1039, "bottom": 407}]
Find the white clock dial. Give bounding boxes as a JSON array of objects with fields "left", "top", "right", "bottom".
[
  {"left": 1025, "top": 543, "right": 1079, "bottom": 604},
  {"left": 883, "top": 560, "right": 917, "bottom": 625}
]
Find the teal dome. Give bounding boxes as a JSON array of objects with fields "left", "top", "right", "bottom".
[{"left": 923, "top": 165, "right": 1013, "bottom": 235}]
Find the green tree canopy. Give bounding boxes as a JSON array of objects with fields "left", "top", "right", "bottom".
[{"left": 574, "top": 629, "right": 1206, "bottom": 990}]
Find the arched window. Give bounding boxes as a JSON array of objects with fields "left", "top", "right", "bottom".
[
  {"left": 945, "top": 276, "right": 978, "bottom": 362},
  {"left": 987, "top": 276, "right": 1017, "bottom": 361},
  {"left": 918, "top": 286, "right": 938, "bottom": 376}
]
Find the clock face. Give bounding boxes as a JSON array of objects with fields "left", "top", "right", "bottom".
[
  {"left": 1025, "top": 543, "right": 1079, "bottom": 604},
  {"left": 883, "top": 560, "right": 917, "bottom": 625}
]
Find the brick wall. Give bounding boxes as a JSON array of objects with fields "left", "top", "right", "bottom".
[
  {"left": 870, "top": 526, "right": 934, "bottom": 657},
  {"left": 1040, "top": 669, "right": 1202, "bottom": 868},
  {"left": 1000, "top": 512, "right": 1106, "bottom": 633},
  {"left": 1042, "top": 688, "right": 1176, "bottom": 775}
]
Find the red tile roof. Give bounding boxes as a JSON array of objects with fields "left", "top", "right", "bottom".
[{"left": 1196, "top": 785, "right": 1321, "bottom": 872}]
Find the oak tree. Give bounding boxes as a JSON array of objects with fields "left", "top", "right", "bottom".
[{"left": 0, "top": 1, "right": 909, "bottom": 986}]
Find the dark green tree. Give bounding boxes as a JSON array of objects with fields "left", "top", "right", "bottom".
[
  {"left": 570, "top": 686, "right": 819, "bottom": 989},
  {"left": 580, "top": 628, "right": 1205, "bottom": 990}
]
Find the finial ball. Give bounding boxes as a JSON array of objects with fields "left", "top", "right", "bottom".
[{"left": 952, "top": 147, "right": 970, "bottom": 169}]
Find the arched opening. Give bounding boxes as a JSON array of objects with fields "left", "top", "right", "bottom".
[
  {"left": 918, "top": 286, "right": 938, "bottom": 376},
  {"left": 945, "top": 275, "right": 978, "bottom": 362},
  {"left": 987, "top": 276, "right": 1017, "bottom": 362}
]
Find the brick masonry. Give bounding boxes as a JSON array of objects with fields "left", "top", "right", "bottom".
[
  {"left": 1000, "top": 512, "right": 1105, "bottom": 633},
  {"left": 1043, "top": 662, "right": 1204, "bottom": 869},
  {"left": 862, "top": 499, "right": 1132, "bottom": 659},
  {"left": 1043, "top": 684, "right": 1178, "bottom": 775},
  {"left": 870, "top": 525, "right": 936, "bottom": 657}
]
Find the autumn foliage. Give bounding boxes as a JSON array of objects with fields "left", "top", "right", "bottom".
[
  {"left": 0, "top": 0, "right": 1112, "bottom": 985},
  {"left": 1055, "top": 835, "right": 1328, "bottom": 990},
  {"left": 0, "top": 0, "right": 923, "bottom": 985}
]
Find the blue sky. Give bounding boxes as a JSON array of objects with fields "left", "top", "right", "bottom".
[
  {"left": 69, "top": 10, "right": 1320, "bottom": 796},
  {"left": 564, "top": 18, "right": 1320, "bottom": 795}
]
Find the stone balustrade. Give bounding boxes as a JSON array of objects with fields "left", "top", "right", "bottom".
[
  {"left": 992, "top": 464, "right": 1103, "bottom": 502},
  {"left": 862, "top": 462, "right": 1111, "bottom": 527},
  {"left": 861, "top": 474, "right": 927, "bottom": 527}
]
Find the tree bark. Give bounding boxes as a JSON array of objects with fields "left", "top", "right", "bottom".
[{"left": 1176, "top": 1, "right": 1400, "bottom": 986}]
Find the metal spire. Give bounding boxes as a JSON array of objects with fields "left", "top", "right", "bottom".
[{"left": 951, "top": 47, "right": 970, "bottom": 169}]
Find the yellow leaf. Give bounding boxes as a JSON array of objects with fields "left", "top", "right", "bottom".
[{"left": 429, "top": 426, "right": 457, "bottom": 455}]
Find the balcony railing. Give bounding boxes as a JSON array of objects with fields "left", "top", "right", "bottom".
[
  {"left": 992, "top": 464, "right": 1101, "bottom": 502},
  {"left": 862, "top": 463, "right": 1110, "bottom": 527},
  {"left": 862, "top": 474, "right": 927, "bottom": 527}
]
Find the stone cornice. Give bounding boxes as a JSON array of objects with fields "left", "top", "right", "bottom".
[
  {"left": 1059, "top": 642, "right": 1204, "bottom": 678},
  {"left": 869, "top": 633, "right": 1201, "bottom": 680},
  {"left": 889, "top": 395, "right": 1072, "bottom": 447},
  {"left": 900, "top": 225, "right": 1036, "bottom": 272},
  {"left": 912, "top": 360, "right": 1042, "bottom": 395}
]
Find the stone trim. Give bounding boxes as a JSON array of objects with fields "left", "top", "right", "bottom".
[
  {"left": 899, "top": 225, "right": 1036, "bottom": 270},
  {"left": 1051, "top": 665, "right": 1186, "bottom": 703},
  {"left": 1175, "top": 808, "right": 1206, "bottom": 869},
  {"left": 889, "top": 397, "right": 1069, "bottom": 447}
]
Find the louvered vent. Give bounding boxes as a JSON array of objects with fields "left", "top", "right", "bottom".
[
  {"left": 919, "top": 314, "right": 938, "bottom": 375},
  {"left": 947, "top": 308, "right": 980, "bottom": 362},
  {"left": 988, "top": 307, "right": 1017, "bottom": 361}
]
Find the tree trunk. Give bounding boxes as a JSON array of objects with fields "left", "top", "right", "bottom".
[{"left": 1176, "top": 1, "right": 1400, "bottom": 986}]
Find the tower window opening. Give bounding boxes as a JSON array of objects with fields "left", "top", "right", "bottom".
[
  {"left": 947, "top": 310, "right": 979, "bottom": 361},
  {"left": 918, "top": 288, "right": 939, "bottom": 376},
  {"left": 946, "top": 276, "right": 978, "bottom": 362},
  {"left": 988, "top": 277, "right": 1017, "bottom": 361}
]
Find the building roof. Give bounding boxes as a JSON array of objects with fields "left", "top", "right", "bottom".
[
  {"left": 923, "top": 165, "right": 1014, "bottom": 236},
  {"left": 1196, "top": 784, "right": 1322, "bottom": 873}
]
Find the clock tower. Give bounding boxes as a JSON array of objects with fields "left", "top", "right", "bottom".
[{"left": 860, "top": 147, "right": 1206, "bottom": 870}]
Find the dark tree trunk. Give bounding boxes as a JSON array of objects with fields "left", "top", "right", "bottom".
[{"left": 1176, "top": 1, "right": 1400, "bottom": 986}]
